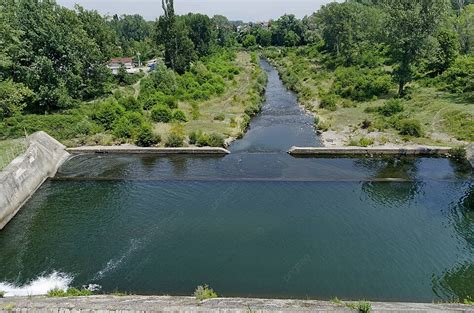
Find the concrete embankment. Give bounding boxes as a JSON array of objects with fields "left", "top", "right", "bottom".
[
  {"left": 288, "top": 146, "right": 453, "bottom": 157},
  {"left": 0, "top": 132, "right": 69, "bottom": 230},
  {"left": 67, "top": 145, "right": 230, "bottom": 155},
  {"left": 1, "top": 296, "right": 472, "bottom": 312},
  {"left": 467, "top": 143, "right": 474, "bottom": 168}
]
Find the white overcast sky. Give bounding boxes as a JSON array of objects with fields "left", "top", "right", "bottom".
[{"left": 56, "top": 0, "right": 338, "bottom": 21}]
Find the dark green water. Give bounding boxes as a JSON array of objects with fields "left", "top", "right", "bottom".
[{"left": 0, "top": 60, "right": 472, "bottom": 301}]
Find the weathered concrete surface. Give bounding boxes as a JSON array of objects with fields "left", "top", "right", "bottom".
[
  {"left": 0, "top": 296, "right": 472, "bottom": 313},
  {"left": 467, "top": 143, "right": 474, "bottom": 168},
  {"left": 288, "top": 146, "right": 452, "bottom": 157},
  {"left": 67, "top": 145, "right": 230, "bottom": 155},
  {"left": 0, "top": 131, "right": 69, "bottom": 230}
]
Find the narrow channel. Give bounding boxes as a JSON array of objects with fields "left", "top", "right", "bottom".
[{"left": 0, "top": 61, "right": 472, "bottom": 302}]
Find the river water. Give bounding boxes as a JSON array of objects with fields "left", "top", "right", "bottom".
[{"left": 0, "top": 60, "right": 472, "bottom": 302}]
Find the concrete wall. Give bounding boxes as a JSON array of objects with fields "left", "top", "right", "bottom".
[{"left": 0, "top": 132, "right": 69, "bottom": 230}]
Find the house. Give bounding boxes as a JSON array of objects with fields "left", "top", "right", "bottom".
[{"left": 108, "top": 57, "right": 134, "bottom": 75}]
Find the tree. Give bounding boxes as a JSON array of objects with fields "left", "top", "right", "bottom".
[
  {"left": 242, "top": 34, "right": 257, "bottom": 48},
  {"left": 456, "top": 4, "right": 474, "bottom": 54},
  {"left": 384, "top": 0, "right": 449, "bottom": 95},
  {"left": 212, "top": 15, "right": 237, "bottom": 47},
  {"left": 157, "top": 0, "right": 196, "bottom": 73},
  {"left": 256, "top": 28, "right": 272, "bottom": 47},
  {"left": 0, "top": 80, "right": 33, "bottom": 119},
  {"left": 184, "top": 13, "right": 214, "bottom": 57},
  {"left": 430, "top": 29, "right": 460, "bottom": 74}
]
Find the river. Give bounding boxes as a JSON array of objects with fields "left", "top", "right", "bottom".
[{"left": 0, "top": 60, "right": 472, "bottom": 302}]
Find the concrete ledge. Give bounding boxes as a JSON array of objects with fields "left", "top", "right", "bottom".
[
  {"left": 0, "top": 132, "right": 70, "bottom": 230},
  {"left": 1, "top": 296, "right": 472, "bottom": 312},
  {"left": 467, "top": 143, "right": 474, "bottom": 168},
  {"left": 288, "top": 146, "right": 453, "bottom": 157},
  {"left": 67, "top": 145, "right": 231, "bottom": 155}
]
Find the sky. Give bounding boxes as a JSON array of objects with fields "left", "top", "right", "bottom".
[{"left": 56, "top": 0, "right": 337, "bottom": 22}]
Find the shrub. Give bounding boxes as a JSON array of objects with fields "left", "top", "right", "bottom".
[
  {"left": 136, "top": 125, "right": 160, "bottom": 147},
  {"left": 165, "top": 132, "right": 184, "bottom": 147},
  {"left": 93, "top": 99, "right": 125, "bottom": 130},
  {"left": 172, "top": 109, "right": 188, "bottom": 122},
  {"left": 74, "top": 118, "right": 102, "bottom": 136},
  {"left": 0, "top": 290, "right": 4, "bottom": 298},
  {"left": 142, "top": 92, "right": 177, "bottom": 110},
  {"left": 449, "top": 146, "right": 467, "bottom": 162},
  {"left": 333, "top": 66, "right": 391, "bottom": 101},
  {"left": 113, "top": 116, "right": 135, "bottom": 139},
  {"left": 47, "top": 288, "right": 92, "bottom": 297},
  {"left": 361, "top": 119, "right": 372, "bottom": 129},
  {"left": 189, "top": 131, "right": 199, "bottom": 145},
  {"left": 397, "top": 119, "right": 423, "bottom": 137},
  {"left": 125, "top": 112, "right": 145, "bottom": 128},
  {"left": 319, "top": 94, "right": 337, "bottom": 111},
  {"left": 151, "top": 105, "right": 172, "bottom": 123},
  {"left": 214, "top": 113, "right": 225, "bottom": 121},
  {"left": 120, "top": 96, "right": 142, "bottom": 111},
  {"left": 194, "top": 285, "right": 218, "bottom": 301},
  {"left": 378, "top": 99, "right": 404, "bottom": 117},
  {"left": 441, "top": 56, "right": 474, "bottom": 96},
  {"left": 207, "top": 133, "right": 225, "bottom": 147}
]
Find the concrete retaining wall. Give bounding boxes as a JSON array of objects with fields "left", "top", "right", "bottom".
[
  {"left": 67, "top": 145, "right": 230, "bottom": 155},
  {"left": 1, "top": 296, "right": 472, "bottom": 313},
  {"left": 288, "top": 146, "right": 452, "bottom": 157},
  {"left": 0, "top": 132, "right": 69, "bottom": 230},
  {"left": 467, "top": 143, "right": 474, "bottom": 168}
]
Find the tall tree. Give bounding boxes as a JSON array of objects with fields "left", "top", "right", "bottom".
[
  {"left": 384, "top": 0, "right": 449, "bottom": 95},
  {"left": 157, "top": 0, "right": 196, "bottom": 73}
]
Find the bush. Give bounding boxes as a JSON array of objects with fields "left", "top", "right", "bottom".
[
  {"left": 47, "top": 288, "right": 92, "bottom": 297},
  {"left": 319, "top": 94, "right": 337, "bottom": 111},
  {"left": 188, "top": 130, "right": 201, "bottom": 145},
  {"left": 93, "top": 99, "right": 126, "bottom": 130},
  {"left": 397, "top": 119, "right": 423, "bottom": 137},
  {"left": 378, "top": 99, "right": 404, "bottom": 117},
  {"left": 333, "top": 66, "right": 391, "bottom": 101},
  {"left": 214, "top": 113, "right": 225, "bottom": 121},
  {"left": 151, "top": 105, "right": 173, "bottom": 123},
  {"left": 0, "top": 290, "right": 4, "bottom": 298},
  {"left": 348, "top": 137, "right": 374, "bottom": 147},
  {"left": 136, "top": 125, "right": 160, "bottom": 147},
  {"left": 449, "top": 146, "right": 467, "bottom": 162},
  {"left": 360, "top": 119, "right": 372, "bottom": 129},
  {"left": 142, "top": 92, "right": 177, "bottom": 110},
  {"left": 207, "top": 133, "right": 225, "bottom": 147},
  {"left": 194, "top": 285, "right": 218, "bottom": 301},
  {"left": 119, "top": 96, "right": 142, "bottom": 111},
  {"left": 113, "top": 116, "right": 135, "bottom": 139},
  {"left": 165, "top": 132, "right": 184, "bottom": 147},
  {"left": 172, "top": 109, "right": 188, "bottom": 122},
  {"left": 441, "top": 56, "right": 474, "bottom": 97}
]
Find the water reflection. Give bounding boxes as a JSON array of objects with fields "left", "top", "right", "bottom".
[{"left": 433, "top": 184, "right": 473, "bottom": 301}]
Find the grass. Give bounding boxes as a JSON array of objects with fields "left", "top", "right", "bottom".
[
  {"left": 193, "top": 284, "right": 218, "bottom": 301},
  {"left": 155, "top": 51, "right": 267, "bottom": 145},
  {"left": 266, "top": 47, "right": 474, "bottom": 147},
  {"left": 0, "top": 138, "right": 28, "bottom": 170},
  {"left": 47, "top": 288, "right": 93, "bottom": 297}
]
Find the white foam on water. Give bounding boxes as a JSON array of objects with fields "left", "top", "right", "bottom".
[{"left": 0, "top": 272, "right": 72, "bottom": 297}]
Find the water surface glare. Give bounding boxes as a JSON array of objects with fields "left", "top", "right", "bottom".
[{"left": 0, "top": 60, "right": 472, "bottom": 301}]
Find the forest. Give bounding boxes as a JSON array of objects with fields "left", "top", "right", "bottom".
[{"left": 0, "top": 0, "right": 472, "bottom": 151}]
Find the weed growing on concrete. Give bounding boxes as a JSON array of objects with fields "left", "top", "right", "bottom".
[
  {"left": 47, "top": 288, "right": 92, "bottom": 297},
  {"left": 193, "top": 284, "right": 218, "bottom": 301}
]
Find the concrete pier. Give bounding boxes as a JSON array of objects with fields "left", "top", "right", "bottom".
[
  {"left": 288, "top": 146, "right": 453, "bottom": 157},
  {"left": 0, "top": 296, "right": 472, "bottom": 312},
  {"left": 0, "top": 132, "right": 69, "bottom": 230},
  {"left": 67, "top": 145, "right": 231, "bottom": 155}
]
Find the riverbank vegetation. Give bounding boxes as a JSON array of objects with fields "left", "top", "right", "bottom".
[
  {"left": 0, "top": 0, "right": 265, "bottom": 148},
  {"left": 0, "top": 0, "right": 472, "bottom": 150},
  {"left": 261, "top": 1, "right": 474, "bottom": 147}
]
